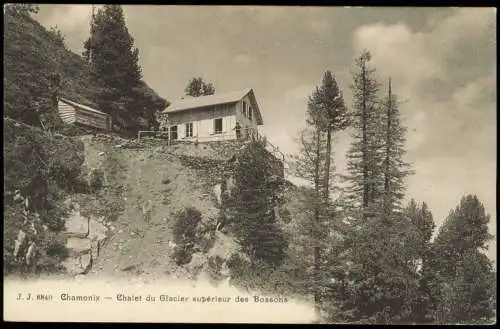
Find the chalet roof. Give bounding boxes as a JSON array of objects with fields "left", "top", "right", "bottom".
[
  {"left": 59, "top": 97, "right": 109, "bottom": 116},
  {"left": 163, "top": 88, "right": 264, "bottom": 125}
]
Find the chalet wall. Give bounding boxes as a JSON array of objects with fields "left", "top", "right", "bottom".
[
  {"left": 235, "top": 95, "right": 259, "bottom": 138},
  {"left": 167, "top": 103, "right": 238, "bottom": 141}
]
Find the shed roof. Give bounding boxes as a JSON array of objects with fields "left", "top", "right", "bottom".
[
  {"left": 163, "top": 88, "right": 263, "bottom": 125},
  {"left": 59, "top": 97, "right": 109, "bottom": 116}
]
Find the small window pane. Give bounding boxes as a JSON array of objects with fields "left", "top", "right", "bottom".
[{"left": 214, "top": 118, "right": 223, "bottom": 134}]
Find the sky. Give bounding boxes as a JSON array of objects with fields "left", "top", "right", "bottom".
[{"left": 35, "top": 5, "right": 496, "bottom": 262}]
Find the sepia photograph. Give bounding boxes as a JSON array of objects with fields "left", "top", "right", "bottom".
[{"left": 3, "top": 4, "right": 497, "bottom": 324}]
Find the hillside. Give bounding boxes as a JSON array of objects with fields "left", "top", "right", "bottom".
[
  {"left": 3, "top": 9, "right": 167, "bottom": 129},
  {"left": 2, "top": 6, "right": 313, "bottom": 300},
  {"left": 3, "top": 120, "right": 309, "bottom": 292},
  {"left": 73, "top": 137, "right": 303, "bottom": 287}
]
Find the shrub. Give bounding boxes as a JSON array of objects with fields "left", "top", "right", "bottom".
[
  {"left": 172, "top": 207, "right": 202, "bottom": 246},
  {"left": 279, "top": 207, "right": 292, "bottom": 223},
  {"left": 171, "top": 246, "right": 193, "bottom": 266},
  {"left": 171, "top": 207, "right": 204, "bottom": 266},
  {"left": 88, "top": 168, "right": 105, "bottom": 192},
  {"left": 207, "top": 255, "right": 225, "bottom": 281}
]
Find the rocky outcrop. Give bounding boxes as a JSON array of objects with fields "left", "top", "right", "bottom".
[{"left": 61, "top": 202, "right": 109, "bottom": 276}]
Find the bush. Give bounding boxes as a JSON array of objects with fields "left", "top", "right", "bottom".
[
  {"left": 88, "top": 168, "right": 105, "bottom": 192},
  {"left": 279, "top": 207, "right": 292, "bottom": 223},
  {"left": 207, "top": 256, "right": 225, "bottom": 281},
  {"left": 171, "top": 207, "right": 204, "bottom": 266},
  {"left": 172, "top": 207, "right": 202, "bottom": 246},
  {"left": 171, "top": 246, "right": 193, "bottom": 266}
]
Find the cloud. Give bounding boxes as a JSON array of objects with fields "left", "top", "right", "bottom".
[
  {"left": 352, "top": 8, "right": 496, "bottom": 259},
  {"left": 309, "top": 20, "right": 331, "bottom": 34},
  {"left": 352, "top": 8, "right": 495, "bottom": 95},
  {"left": 233, "top": 54, "right": 256, "bottom": 66},
  {"left": 220, "top": 6, "right": 288, "bottom": 25},
  {"left": 353, "top": 23, "right": 441, "bottom": 91},
  {"left": 41, "top": 5, "right": 101, "bottom": 31}
]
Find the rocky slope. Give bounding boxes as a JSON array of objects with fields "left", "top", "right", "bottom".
[{"left": 65, "top": 137, "right": 258, "bottom": 281}]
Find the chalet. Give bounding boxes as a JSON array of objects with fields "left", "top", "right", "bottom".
[
  {"left": 161, "top": 88, "right": 264, "bottom": 142},
  {"left": 57, "top": 98, "right": 112, "bottom": 131}
]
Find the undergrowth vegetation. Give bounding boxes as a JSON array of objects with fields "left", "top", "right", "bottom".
[{"left": 3, "top": 119, "right": 85, "bottom": 274}]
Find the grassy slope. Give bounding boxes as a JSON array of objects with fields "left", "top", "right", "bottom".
[{"left": 3, "top": 11, "right": 167, "bottom": 127}]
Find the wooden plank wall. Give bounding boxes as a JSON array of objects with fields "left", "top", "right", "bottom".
[
  {"left": 74, "top": 108, "right": 110, "bottom": 131},
  {"left": 57, "top": 101, "right": 76, "bottom": 124},
  {"left": 58, "top": 100, "right": 111, "bottom": 131}
]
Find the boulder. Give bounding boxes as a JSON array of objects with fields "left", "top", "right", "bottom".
[
  {"left": 13, "top": 230, "right": 26, "bottom": 258},
  {"left": 213, "top": 184, "right": 222, "bottom": 206},
  {"left": 62, "top": 253, "right": 92, "bottom": 276}
]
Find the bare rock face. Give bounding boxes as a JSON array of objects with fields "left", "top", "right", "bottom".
[
  {"left": 62, "top": 253, "right": 93, "bottom": 276},
  {"left": 66, "top": 238, "right": 92, "bottom": 257},
  {"left": 89, "top": 217, "right": 107, "bottom": 244},
  {"left": 64, "top": 207, "right": 89, "bottom": 238},
  {"left": 213, "top": 184, "right": 222, "bottom": 207},
  {"left": 61, "top": 202, "right": 109, "bottom": 276}
]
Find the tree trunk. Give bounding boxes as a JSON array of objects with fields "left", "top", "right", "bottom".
[
  {"left": 313, "top": 128, "right": 322, "bottom": 317},
  {"left": 361, "top": 63, "right": 369, "bottom": 217},
  {"left": 324, "top": 128, "right": 332, "bottom": 202},
  {"left": 383, "top": 78, "right": 392, "bottom": 216}
]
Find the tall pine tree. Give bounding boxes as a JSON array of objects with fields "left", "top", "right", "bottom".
[
  {"left": 344, "top": 50, "right": 384, "bottom": 221},
  {"left": 333, "top": 52, "right": 422, "bottom": 324},
  {"left": 83, "top": 5, "right": 143, "bottom": 131},
  {"left": 294, "top": 71, "right": 348, "bottom": 317},
  {"left": 313, "top": 71, "right": 349, "bottom": 201},
  {"left": 381, "top": 78, "right": 413, "bottom": 216}
]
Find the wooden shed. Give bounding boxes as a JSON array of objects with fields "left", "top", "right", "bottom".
[{"left": 57, "top": 98, "right": 112, "bottom": 131}]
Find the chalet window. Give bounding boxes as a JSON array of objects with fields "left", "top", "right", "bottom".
[
  {"left": 214, "top": 118, "right": 223, "bottom": 134},
  {"left": 248, "top": 106, "right": 253, "bottom": 121},
  {"left": 170, "top": 125, "right": 178, "bottom": 140},
  {"left": 242, "top": 102, "right": 247, "bottom": 117},
  {"left": 185, "top": 123, "right": 193, "bottom": 138}
]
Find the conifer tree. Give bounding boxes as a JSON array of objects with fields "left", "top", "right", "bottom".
[
  {"left": 294, "top": 71, "right": 348, "bottom": 317},
  {"left": 231, "top": 140, "right": 287, "bottom": 266},
  {"left": 83, "top": 5, "right": 144, "bottom": 130},
  {"left": 294, "top": 124, "right": 329, "bottom": 316},
  {"left": 310, "top": 71, "right": 349, "bottom": 201},
  {"left": 381, "top": 79, "right": 413, "bottom": 216},
  {"left": 404, "top": 199, "right": 435, "bottom": 261},
  {"left": 421, "top": 195, "right": 495, "bottom": 324},
  {"left": 334, "top": 53, "right": 424, "bottom": 324},
  {"left": 345, "top": 50, "right": 384, "bottom": 220}
]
